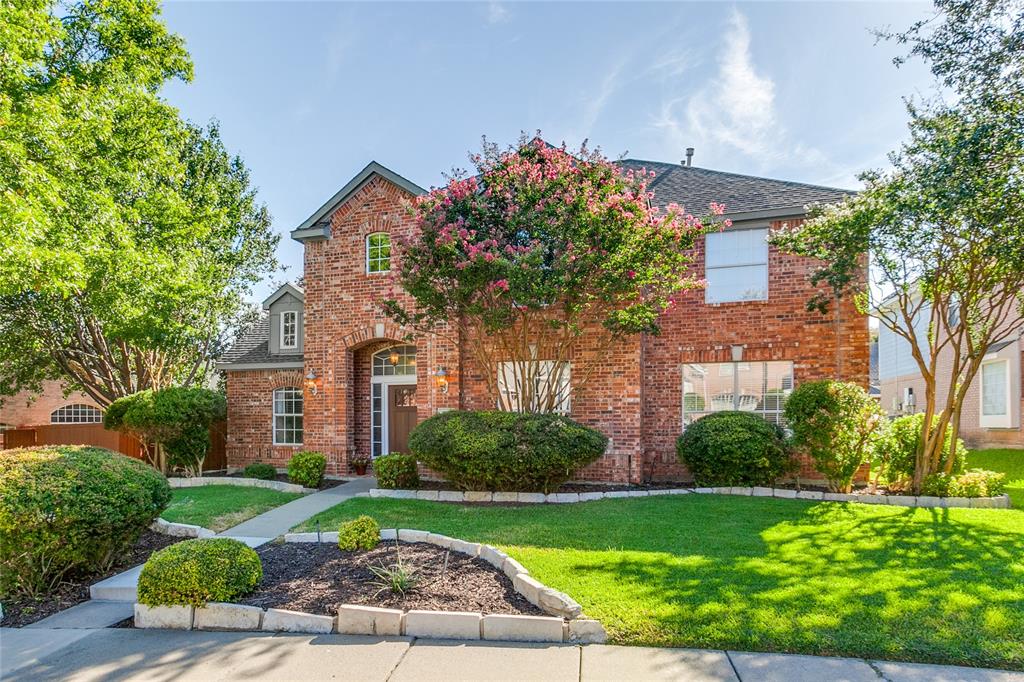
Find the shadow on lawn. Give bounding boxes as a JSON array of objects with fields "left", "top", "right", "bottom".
[{"left": 559, "top": 501, "right": 1024, "bottom": 669}]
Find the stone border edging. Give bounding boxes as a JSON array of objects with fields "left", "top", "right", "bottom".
[
  {"left": 167, "top": 476, "right": 316, "bottom": 495},
  {"left": 150, "top": 517, "right": 216, "bottom": 539},
  {"left": 135, "top": 527, "right": 606, "bottom": 644},
  {"left": 360, "top": 486, "right": 1011, "bottom": 509}
]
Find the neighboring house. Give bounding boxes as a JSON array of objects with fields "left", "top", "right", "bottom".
[
  {"left": 220, "top": 156, "right": 870, "bottom": 482},
  {"left": 878, "top": 301, "right": 1024, "bottom": 449},
  {"left": 0, "top": 380, "right": 104, "bottom": 434}
]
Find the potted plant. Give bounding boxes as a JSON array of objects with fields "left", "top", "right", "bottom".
[{"left": 350, "top": 454, "right": 371, "bottom": 476}]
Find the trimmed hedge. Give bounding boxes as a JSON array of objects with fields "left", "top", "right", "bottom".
[
  {"left": 137, "top": 537, "right": 262, "bottom": 607},
  {"left": 676, "top": 412, "right": 793, "bottom": 486},
  {"left": 338, "top": 515, "right": 381, "bottom": 551},
  {"left": 243, "top": 462, "right": 277, "bottom": 481},
  {"left": 0, "top": 446, "right": 171, "bottom": 596},
  {"left": 374, "top": 453, "right": 420, "bottom": 490},
  {"left": 408, "top": 410, "right": 608, "bottom": 494},
  {"left": 288, "top": 451, "right": 326, "bottom": 488}
]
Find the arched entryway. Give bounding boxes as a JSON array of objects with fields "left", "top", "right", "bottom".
[{"left": 369, "top": 344, "right": 417, "bottom": 456}]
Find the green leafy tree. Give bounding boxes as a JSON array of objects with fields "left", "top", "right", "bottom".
[
  {"left": 385, "top": 137, "right": 727, "bottom": 412},
  {"left": 770, "top": 1, "right": 1024, "bottom": 493},
  {"left": 0, "top": 1, "right": 278, "bottom": 406}
]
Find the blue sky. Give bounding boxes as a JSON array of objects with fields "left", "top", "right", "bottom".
[{"left": 160, "top": 1, "right": 936, "bottom": 301}]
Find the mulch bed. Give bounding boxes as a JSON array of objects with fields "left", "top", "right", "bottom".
[
  {"left": 205, "top": 471, "right": 346, "bottom": 490},
  {"left": 1, "top": 530, "right": 182, "bottom": 628},
  {"left": 237, "top": 541, "right": 544, "bottom": 616},
  {"left": 413, "top": 479, "right": 897, "bottom": 496}
]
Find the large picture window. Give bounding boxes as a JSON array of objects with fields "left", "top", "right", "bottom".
[
  {"left": 705, "top": 228, "right": 769, "bottom": 304},
  {"left": 273, "top": 387, "right": 303, "bottom": 445},
  {"left": 683, "top": 361, "right": 793, "bottom": 427},
  {"left": 366, "top": 233, "right": 391, "bottom": 273},
  {"left": 497, "top": 361, "right": 571, "bottom": 414},
  {"left": 50, "top": 404, "right": 103, "bottom": 424},
  {"left": 980, "top": 359, "right": 1011, "bottom": 428}
]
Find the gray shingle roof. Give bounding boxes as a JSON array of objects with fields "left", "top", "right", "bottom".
[
  {"left": 220, "top": 317, "right": 303, "bottom": 369},
  {"left": 618, "top": 159, "right": 853, "bottom": 215}
]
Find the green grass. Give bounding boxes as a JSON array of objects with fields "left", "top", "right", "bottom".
[
  {"left": 299, "top": 495, "right": 1024, "bottom": 669},
  {"left": 967, "top": 448, "right": 1024, "bottom": 507},
  {"left": 162, "top": 485, "right": 302, "bottom": 532}
]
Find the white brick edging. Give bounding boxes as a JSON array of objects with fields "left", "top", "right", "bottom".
[
  {"left": 168, "top": 476, "right": 316, "bottom": 494},
  {"left": 150, "top": 517, "right": 216, "bottom": 539},
  {"left": 366, "top": 487, "right": 1011, "bottom": 509}
]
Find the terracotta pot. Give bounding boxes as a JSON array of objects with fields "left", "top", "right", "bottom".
[{"left": 353, "top": 464, "right": 368, "bottom": 476}]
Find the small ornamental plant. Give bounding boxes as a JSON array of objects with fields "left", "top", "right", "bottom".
[
  {"left": 137, "top": 538, "right": 262, "bottom": 607},
  {"left": 338, "top": 515, "right": 381, "bottom": 551},
  {"left": 243, "top": 462, "right": 277, "bottom": 481},
  {"left": 374, "top": 453, "right": 420, "bottom": 490},
  {"left": 287, "top": 451, "right": 327, "bottom": 488}
]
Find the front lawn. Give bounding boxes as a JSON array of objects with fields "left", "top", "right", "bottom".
[
  {"left": 967, "top": 448, "right": 1024, "bottom": 507},
  {"left": 162, "top": 485, "right": 302, "bottom": 532},
  {"left": 299, "top": 495, "right": 1024, "bottom": 670}
]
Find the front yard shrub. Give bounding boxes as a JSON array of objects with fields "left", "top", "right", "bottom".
[
  {"left": 872, "top": 413, "right": 965, "bottom": 487},
  {"left": 784, "top": 380, "right": 886, "bottom": 493},
  {"left": 676, "top": 412, "right": 793, "bottom": 486},
  {"left": 137, "top": 538, "right": 262, "bottom": 607},
  {"left": 243, "top": 462, "right": 277, "bottom": 480},
  {"left": 338, "top": 515, "right": 380, "bottom": 551},
  {"left": 374, "top": 453, "right": 420, "bottom": 490},
  {"left": 409, "top": 410, "right": 608, "bottom": 493},
  {"left": 0, "top": 446, "right": 171, "bottom": 596},
  {"left": 287, "top": 451, "right": 326, "bottom": 488},
  {"left": 920, "top": 469, "right": 1007, "bottom": 498}
]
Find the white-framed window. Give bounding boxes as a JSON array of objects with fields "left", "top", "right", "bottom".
[
  {"left": 705, "top": 228, "right": 769, "bottom": 304},
  {"left": 683, "top": 361, "right": 793, "bottom": 427},
  {"left": 366, "top": 233, "right": 391, "bottom": 273},
  {"left": 372, "top": 345, "right": 416, "bottom": 377},
  {"left": 497, "top": 361, "right": 571, "bottom": 414},
  {"left": 980, "top": 358, "right": 1011, "bottom": 428},
  {"left": 280, "top": 310, "right": 298, "bottom": 349},
  {"left": 50, "top": 404, "right": 103, "bottom": 424},
  {"left": 272, "top": 387, "right": 303, "bottom": 445}
]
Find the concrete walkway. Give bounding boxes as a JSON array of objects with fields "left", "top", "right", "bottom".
[
  {"left": 3, "top": 630, "right": 1021, "bottom": 681},
  {"left": 88, "top": 476, "right": 374, "bottom": 603}
]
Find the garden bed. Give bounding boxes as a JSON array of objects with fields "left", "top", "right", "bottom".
[
  {"left": 1, "top": 530, "right": 182, "bottom": 628},
  {"left": 214, "top": 471, "right": 346, "bottom": 491},
  {"left": 237, "top": 541, "right": 542, "bottom": 616}
]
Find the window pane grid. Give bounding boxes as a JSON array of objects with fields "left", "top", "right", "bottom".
[
  {"left": 372, "top": 345, "right": 417, "bottom": 376},
  {"left": 366, "top": 233, "right": 391, "bottom": 273},
  {"left": 683, "top": 361, "right": 793, "bottom": 428},
  {"left": 50, "top": 404, "right": 103, "bottom": 424},
  {"left": 272, "top": 387, "right": 303, "bottom": 445},
  {"left": 281, "top": 311, "right": 297, "bottom": 349}
]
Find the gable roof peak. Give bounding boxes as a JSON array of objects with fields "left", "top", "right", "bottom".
[{"left": 262, "top": 281, "right": 304, "bottom": 310}]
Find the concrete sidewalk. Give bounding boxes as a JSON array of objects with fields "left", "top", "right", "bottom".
[{"left": 3, "top": 629, "right": 1022, "bottom": 682}]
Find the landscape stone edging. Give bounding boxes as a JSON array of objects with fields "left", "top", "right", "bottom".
[
  {"left": 360, "top": 487, "right": 1011, "bottom": 509},
  {"left": 167, "top": 476, "right": 316, "bottom": 494},
  {"left": 150, "top": 517, "right": 217, "bottom": 539}
]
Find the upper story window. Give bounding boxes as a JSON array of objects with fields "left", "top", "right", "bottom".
[
  {"left": 705, "top": 228, "right": 768, "bottom": 304},
  {"left": 280, "top": 311, "right": 298, "bottom": 349},
  {"left": 273, "top": 387, "right": 303, "bottom": 445},
  {"left": 366, "top": 233, "right": 391, "bottom": 273},
  {"left": 51, "top": 404, "right": 103, "bottom": 424},
  {"left": 980, "top": 358, "right": 1011, "bottom": 428}
]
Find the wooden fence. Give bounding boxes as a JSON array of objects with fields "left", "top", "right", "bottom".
[{"left": 1, "top": 421, "right": 227, "bottom": 472}]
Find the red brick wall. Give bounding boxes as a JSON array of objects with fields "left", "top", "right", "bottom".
[
  {"left": 225, "top": 368, "right": 306, "bottom": 469},
  {"left": 0, "top": 381, "right": 102, "bottom": 428}
]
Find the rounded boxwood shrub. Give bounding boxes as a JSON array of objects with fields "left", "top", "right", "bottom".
[
  {"left": 0, "top": 446, "right": 171, "bottom": 596},
  {"left": 242, "top": 462, "right": 277, "bottom": 481},
  {"left": 676, "top": 412, "right": 793, "bottom": 487},
  {"left": 338, "top": 515, "right": 381, "bottom": 551},
  {"left": 921, "top": 469, "right": 1006, "bottom": 498},
  {"left": 374, "top": 453, "right": 420, "bottom": 490},
  {"left": 408, "top": 410, "right": 608, "bottom": 494},
  {"left": 287, "top": 451, "right": 326, "bottom": 488},
  {"left": 872, "top": 413, "right": 965, "bottom": 486},
  {"left": 137, "top": 537, "right": 262, "bottom": 607}
]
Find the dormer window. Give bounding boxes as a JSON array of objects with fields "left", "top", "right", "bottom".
[
  {"left": 366, "top": 233, "right": 391, "bottom": 273},
  {"left": 280, "top": 311, "right": 298, "bottom": 349}
]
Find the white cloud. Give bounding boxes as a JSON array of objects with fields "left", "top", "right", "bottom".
[{"left": 486, "top": 1, "right": 510, "bottom": 25}]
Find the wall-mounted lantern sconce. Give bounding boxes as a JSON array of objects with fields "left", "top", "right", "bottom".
[
  {"left": 434, "top": 367, "right": 449, "bottom": 394},
  {"left": 731, "top": 344, "right": 744, "bottom": 363},
  {"left": 304, "top": 370, "right": 321, "bottom": 396}
]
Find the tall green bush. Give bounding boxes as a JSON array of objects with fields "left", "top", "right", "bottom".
[
  {"left": 676, "top": 412, "right": 794, "bottom": 486},
  {"left": 409, "top": 410, "right": 607, "bottom": 493},
  {"left": 784, "top": 380, "right": 887, "bottom": 492},
  {"left": 0, "top": 446, "right": 171, "bottom": 596},
  {"left": 872, "top": 413, "right": 965, "bottom": 488},
  {"left": 105, "top": 387, "right": 226, "bottom": 475}
]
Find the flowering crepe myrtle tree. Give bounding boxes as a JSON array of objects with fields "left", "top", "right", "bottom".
[{"left": 383, "top": 137, "right": 728, "bottom": 413}]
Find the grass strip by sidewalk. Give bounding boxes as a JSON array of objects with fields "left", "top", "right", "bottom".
[
  {"left": 162, "top": 485, "right": 303, "bottom": 532},
  {"left": 298, "top": 494, "right": 1024, "bottom": 670}
]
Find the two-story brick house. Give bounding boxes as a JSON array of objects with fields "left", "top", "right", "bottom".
[{"left": 220, "top": 156, "right": 869, "bottom": 483}]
